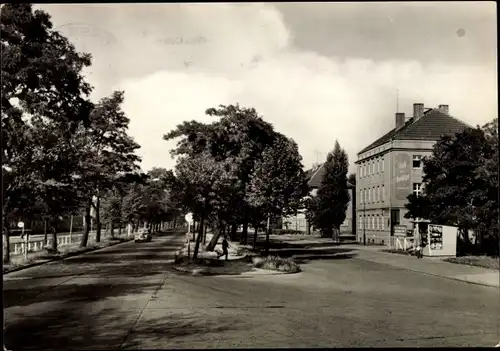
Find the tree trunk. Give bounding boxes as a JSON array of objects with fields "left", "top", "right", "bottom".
[
  {"left": 191, "top": 220, "right": 196, "bottom": 241},
  {"left": 203, "top": 225, "right": 208, "bottom": 245},
  {"left": 265, "top": 216, "right": 271, "bottom": 254},
  {"left": 207, "top": 224, "right": 223, "bottom": 252},
  {"left": 332, "top": 226, "right": 340, "bottom": 243},
  {"left": 192, "top": 216, "right": 205, "bottom": 260},
  {"left": 241, "top": 222, "right": 248, "bottom": 245},
  {"left": 118, "top": 222, "right": 123, "bottom": 236},
  {"left": 110, "top": 220, "right": 115, "bottom": 238},
  {"left": 3, "top": 223, "right": 10, "bottom": 264},
  {"left": 80, "top": 199, "right": 92, "bottom": 247},
  {"left": 253, "top": 226, "right": 258, "bottom": 249},
  {"left": 230, "top": 224, "right": 237, "bottom": 241},
  {"left": 50, "top": 219, "right": 58, "bottom": 252},
  {"left": 95, "top": 196, "right": 102, "bottom": 243},
  {"left": 307, "top": 221, "right": 311, "bottom": 235},
  {"left": 43, "top": 220, "right": 48, "bottom": 246}
]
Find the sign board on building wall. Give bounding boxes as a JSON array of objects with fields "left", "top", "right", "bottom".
[
  {"left": 393, "top": 153, "right": 411, "bottom": 200},
  {"left": 393, "top": 225, "right": 407, "bottom": 236}
]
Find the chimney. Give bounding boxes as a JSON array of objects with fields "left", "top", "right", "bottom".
[
  {"left": 413, "top": 103, "right": 424, "bottom": 120},
  {"left": 438, "top": 104, "right": 449, "bottom": 114},
  {"left": 395, "top": 112, "right": 405, "bottom": 129}
]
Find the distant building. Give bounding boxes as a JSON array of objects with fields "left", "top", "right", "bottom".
[
  {"left": 282, "top": 163, "right": 355, "bottom": 234},
  {"left": 355, "top": 103, "right": 470, "bottom": 246}
]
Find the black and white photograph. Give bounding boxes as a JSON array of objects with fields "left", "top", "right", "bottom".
[{"left": 2, "top": 2, "right": 498, "bottom": 349}]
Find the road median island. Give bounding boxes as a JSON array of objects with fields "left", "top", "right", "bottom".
[{"left": 172, "top": 232, "right": 302, "bottom": 276}]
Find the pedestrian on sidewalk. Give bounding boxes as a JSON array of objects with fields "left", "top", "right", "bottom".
[
  {"left": 414, "top": 230, "right": 423, "bottom": 259},
  {"left": 219, "top": 236, "right": 229, "bottom": 261}
]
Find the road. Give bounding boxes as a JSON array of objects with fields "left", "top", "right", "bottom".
[{"left": 4, "top": 229, "right": 499, "bottom": 349}]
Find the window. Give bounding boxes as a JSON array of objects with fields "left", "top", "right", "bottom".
[
  {"left": 359, "top": 215, "right": 363, "bottom": 229},
  {"left": 376, "top": 186, "right": 380, "bottom": 202},
  {"left": 381, "top": 157, "right": 384, "bottom": 172},
  {"left": 368, "top": 188, "right": 372, "bottom": 203},
  {"left": 413, "top": 155, "right": 422, "bottom": 168},
  {"left": 381, "top": 216, "right": 384, "bottom": 230},
  {"left": 413, "top": 183, "right": 422, "bottom": 197},
  {"left": 382, "top": 185, "right": 385, "bottom": 201},
  {"left": 375, "top": 215, "right": 379, "bottom": 230}
]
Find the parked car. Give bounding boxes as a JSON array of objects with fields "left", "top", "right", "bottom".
[{"left": 134, "top": 230, "right": 152, "bottom": 243}]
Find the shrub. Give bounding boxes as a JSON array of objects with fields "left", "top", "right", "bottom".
[
  {"left": 252, "top": 255, "right": 301, "bottom": 273},
  {"left": 274, "top": 229, "right": 304, "bottom": 235}
]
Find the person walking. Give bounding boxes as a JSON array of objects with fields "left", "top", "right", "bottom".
[{"left": 219, "top": 236, "right": 229, "bottom": 261}]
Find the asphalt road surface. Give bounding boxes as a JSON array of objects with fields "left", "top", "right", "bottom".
[{"left": 4, "top": 229, "right": 499, "bottom": 349}]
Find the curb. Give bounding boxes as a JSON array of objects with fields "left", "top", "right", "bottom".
[
  {"left": 3, "top": 236, "right": 138, "bottom": 275},
  {"left": 171, "top": 265, "right": 297, "bottom": 277},
  {"left": 354, "top": 257, "right": 499, "bottom": 289}
]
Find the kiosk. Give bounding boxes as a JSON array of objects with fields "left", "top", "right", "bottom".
[{"left": 413, "top": 220, "right": 457, "bottom": 257}]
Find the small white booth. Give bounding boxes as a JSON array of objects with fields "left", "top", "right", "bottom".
[{"left": 413, "top": 220, "right": 457, "bottom": 257}]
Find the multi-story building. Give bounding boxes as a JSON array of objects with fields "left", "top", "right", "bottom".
[
  {"left": 282, "top": 163, "right": 355, "bottom": 234},
  {"left": 355, "top": 103, "right": 470, "bottom": 246}
]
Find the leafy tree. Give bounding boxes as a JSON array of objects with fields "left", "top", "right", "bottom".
[
  {"left": 1, "top": 3, "right": 93, "bottom": 261},
  {"left": 313, "top": 141, "right": 350, "bottom": 241},
  {"left": 175, "top": 151, "right": 238, "bottom": 259},
  {"left": 28, "top": 117, "right": 84, "bottom": 252},
  {"left": 165, "top": 104, "right": 277, "bottom": 249},
  {"left": 247, "top": 134, "right": 308, "bottom": 252},
  {"left": 74, "top": 91, "right": 141, "bottom": 246}
]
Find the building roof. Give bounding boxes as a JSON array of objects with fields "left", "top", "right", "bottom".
[
  {"left": 306, "top": 163, "right": 354, "bottom": 189},
  {"left": 358, "top": 108, "right": 471, "bottom": 155}
]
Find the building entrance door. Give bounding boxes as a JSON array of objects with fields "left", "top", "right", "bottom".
[{"left": 390, "top": 209, "right": 400, "bottom": 237}]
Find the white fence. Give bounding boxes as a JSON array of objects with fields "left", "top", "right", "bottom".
[
  {"left": 9, "top": 232, "right": 99, "bottom": 256},
  {"left": 390, "top": 236, "right": 415, "bottom": 251}
]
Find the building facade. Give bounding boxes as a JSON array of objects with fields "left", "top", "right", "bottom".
[
  {"left": 355, "top": 103, "right": 470, "bottom": 246},
  {"left": 282, "top": 163, "right": 356, "bottom": 234}
]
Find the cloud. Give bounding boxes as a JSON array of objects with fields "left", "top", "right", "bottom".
[{"left": 41, "top": 3, "right": 498, "bottom": 173}]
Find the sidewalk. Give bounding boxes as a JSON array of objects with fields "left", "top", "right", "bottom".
[{"left": 345, "top": 244, "right": 499, "bottom": 288}]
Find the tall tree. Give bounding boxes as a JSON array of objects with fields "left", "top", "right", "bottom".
[
  {"left": 1, "top": 3, "right": 93, "bottom": 261},
  {"left": 165, "top": 104, "right": 277, "bottom": 248},
  {"left": 75, "top": 91, "right": 141, "bottom": 246},
  {"left": 313, "top": 141, "right": 350, "bottom": 241},
  {"left": 247, "top": 134, "right": 308, "bottom": 252}
]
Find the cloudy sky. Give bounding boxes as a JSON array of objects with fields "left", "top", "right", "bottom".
[{"left": 38, "top": 2, "right": 497, "bottom": 173}]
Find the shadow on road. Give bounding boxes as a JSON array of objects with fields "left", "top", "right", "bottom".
[
  {"left": 6, "top": 295, "right": 242, "bottom": 350},
  {"left": 250, "top": 235, "right": 359, "bottom": 263},
  {"left": 121, "top": 313, "right": 243, "bottom": 349}
]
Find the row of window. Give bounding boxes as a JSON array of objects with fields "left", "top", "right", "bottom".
[
  {"left": 359, "top": 154, "right": 424, "bottom": 179},
  {"left": 359, "top": 214, "right": 385, "bottom": 230},
  {"left": 360, "top": 186, "right": 385, "bottom": 204},
  {"left": 360, "top": 182, "right": 423, "bottom": 204},
  {"left": 359, "top": 156, "right": 384, "bottom": 178}
]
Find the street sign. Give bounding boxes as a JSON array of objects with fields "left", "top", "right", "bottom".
[
  {"left": 17, "top": 222, "right": 24, "bottom": 228},
  {"left": 185, "top": 213, "right": 193, "bottom": 224},
  {"left": 393, "top": 225, "right": 407, "bottom": 236}
]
